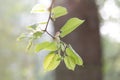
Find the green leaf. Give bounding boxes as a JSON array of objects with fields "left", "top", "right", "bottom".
[
  {"left": 31, "top": 4, "right": 48, "bottom": 13},
  {"left": 64, "top": 56, "right": 76, "bottom": 71},
  {"left": 60, "top": 18, "right": 84, "bottom": 37},
  {"left": 60, "top": 41, "right": 66, "bottom": 52},
  {"left": 43, "top": 52, "right": 61, "bottom": 71},
  {"left": 17, "top": 33, "right": 27, "bottom": 41},
  {"left": 26, "top": 39, "right": 33, "bottom": 50},
  {"left": 46, "top": 42, "right": 58, "bottom": 51},
  {"left": 52, "top": 6, "right": 68, "bottom": 19},
  {"left": 27, "top": 24, "right": 38, "bottom": 30},
  {"left": 35, "top": 41, "right": 58, "bottom": 52},
  {"left": 66, "top": 45, "right": 83, "bottom": 66},
  {"left": 33, "top": 31, "right": 43, "bottom": 39},
  {"left": 40, "top": 22, "right": 47, "bottom": 24},
  {"left": 60, "top": 43, "right": 65, "bottom": 52}
]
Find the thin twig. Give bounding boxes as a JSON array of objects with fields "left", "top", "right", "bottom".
[
  {"left": 45, "top": 0, "right": 55, "bottom": 30},
  {"left": 46, "top": 31, "right": 55, "bottom": 39}
]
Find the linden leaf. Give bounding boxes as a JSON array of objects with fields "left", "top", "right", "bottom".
[
  {"left": 60, "top": 18, "right": 84, "bottom": 37},
  {"left": 33, "top": 31, "right": 43, "bottom": 39},
  {"left": 64, "top": 56, "right": 76, "bottom": 71},
  {"left": 52, "top": 6, "right": 68, "bottom": 19},
  {"left": 35, "top": 41, "right": 57, "bottom": 52},
  {"left": 66, "top": 45, "right": 83, "bottom": 66},
  {"left": 31, "top": 4, "right": 48, "bottom": 13},
  {"left": 17, "top": 33, "right": 27, "bottom": 41},
  {"left": 43, "top": 52, "right": 61, "bottom": 71},
  {"left": 27, "top": 24, "right": 38, "bottom": 30}
]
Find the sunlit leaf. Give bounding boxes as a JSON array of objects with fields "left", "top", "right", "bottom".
[
  {"left": 52, "top": 6, "right": 68, "bottom": 19},
  {"left": 27, "top": 24, "right": 38, "bottom": 30},
  {"left": 31, "top": 4, "right": 48, "bottom": 13},
  {"left": 35, "top": 41, "right": 57, "bottom": 52},
  {"left": 17, "top": 33, "right": 33, "bottom": 41},
  {"left": 60, "top": 43, "right": 65, "bottom": 52},
  {"left": 33, "top": 31, "right": 43, "bottom": 39},
  {"left": 64, "top": 56, "right": 76, "bottom": 70},
  {"left": 46, "top": 42, "right": 58, "bottom": 51},
  {"left": 43, "top": 52, "right": 61, "bottom": 71},
  {"left": 66, "top": 45, "right": 83, "bottom": 66},
  {"left": 17, "top": 33, "right": 27, "bottom": 41},
  {"left": 60, "top": 18, "right": 84, "bottom": 37},
  {"left": 40, "top": 22, "right": 47, "bottom": 24},
  {"left": 60, "top": 41, "right": 66, "bottom": 52},
  {"left": 26, "top": 39, "right": 32, "bottom": 50}
]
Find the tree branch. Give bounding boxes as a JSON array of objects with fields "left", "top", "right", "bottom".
[{"left": 45, "top": 0, "right": 55, "bottom": 30}]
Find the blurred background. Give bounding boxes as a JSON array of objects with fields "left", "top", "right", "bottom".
[{"left": 0, "top": 0, "right": 120, "bottom": 80}]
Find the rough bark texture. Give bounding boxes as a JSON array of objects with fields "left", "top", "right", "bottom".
[{"left": 54, "top": 0, "right": 102, "bottom": 80}]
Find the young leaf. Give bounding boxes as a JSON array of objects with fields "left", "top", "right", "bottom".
[
  {"left": 35, "top": 41, "right": 57, "bottom": 52},
  {"left": 43, "top": 52, "right": 61, "bottom": 71},
  {"left": 31, "top": 4, "right": 48, "bottom": 13},
  {"left": 26, "top": 39, "right": 33, "bottom": 50},
  {"left": 27, "top": 24, "right": 38, "bottom": 30},
  {"left": 60, "top": 18, "right": 84, "bottom": 38},
  {"left": 17, "top": 33, "right": 27, "bottom": 41},
  {"left": 46, "top": 42, "right": 58, "bottom": 51},
  {"left": 64, "top": 56, "right": 76, "bottom": 71},
  {"left": 33, "top": 31, "right": 43, "bottom": 39},
  {"left": 52, "top": 6, "right": 68, "bottom": 19},
  {"left": 40, "top": 22, "right": 47, "bottom": 24},
  {"left": 60, "top": 43, "right": 65, "bottom": 52},
  {"left": 66, "top": 45, "right": 83, "bottom": 66}
]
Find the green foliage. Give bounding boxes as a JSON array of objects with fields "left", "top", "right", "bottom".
[
  {"left": 60, "top": 18, "right": 84, "bottom": 37},
  {"left": 27, "top": 24, "right": 38, "bottom": 30},
  {"left": 43, "top": 52, "right": 61, "bottom": 71},
  {"left": 18, "top": 0, "right": 84, "bottom": 72},
  {"left": 33, "top": 31, "right": 43, "bottom": 39},
  {"left": 17, "top": 33, "right": 28, "bottom": 41},
  {"left": 64, "top": 56, "right": 76, "bottom": 70},
  {"left": 66, "top": 45, "right": 83, "bottom": 66},
  {"left": 31, "top": 4, "right": 48, "bottom": 13},
  {"left": 35, "top": 41, "right": 57, "bottom": 52},
  {"left": 52, "top": 6, "right": 68, "bottom": 19},
  {"left": 26, "top": 39, "right": 33, "bottom": 50}
]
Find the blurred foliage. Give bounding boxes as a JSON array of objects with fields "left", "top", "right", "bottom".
[
  {"left": 1, "top": 0, "right": 120, "bottom": 80},
  {"left": 115, "top": 0, "right": 120, "bottom": 7},
  {"left": 0, "top": 0, "right": 55, "bottom": 80},
  {"left": 102, "top": 36, "right": 120, "bottom": 80},
  {"left": 0, "top": 0, "right": 35, "bottom": 80},
  {"left": 97, "top": 0, "right": 120, "bottom": 80},
  {"left": 96, "top": 0, "right": 106, "bottom": 8}
]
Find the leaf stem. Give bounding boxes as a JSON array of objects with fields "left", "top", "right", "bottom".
[{"left": 60, "top": 41, "right": 67, "bottom": 56}]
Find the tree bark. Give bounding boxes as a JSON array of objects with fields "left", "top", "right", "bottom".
[{"left": 54, "top": 0, "right": 102, "bottom": 80}]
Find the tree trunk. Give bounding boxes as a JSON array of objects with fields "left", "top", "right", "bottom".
[{"left": 54, "top": 0, "right": 102, "bottom": 80}]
